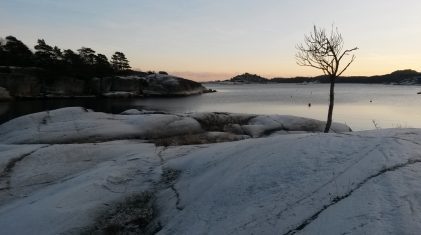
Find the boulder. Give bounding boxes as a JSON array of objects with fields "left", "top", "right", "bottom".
[
  {"left": 0, "top": 107, "right": 203, "bottom": 144},
  {"left": 243, "top": 115, "right": 351, "bottom": 137}
]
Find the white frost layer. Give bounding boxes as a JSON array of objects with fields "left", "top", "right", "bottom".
[
  {"left": 0, "top": 141, "right": 160, "bottom": 234},
  {"left": 157, "top": 128, "right": 421, "bottom": 234},
  {"left": 0, "top": 108, "right": 351, "bottom": 144},
  {"left": 189, "top": 112, "right": 351, "bottom": 138},
  {"left": 0, "top": 127, "right": 421, "bottom": 234},
  {"left": 244, "top": 115, "right": 350, "bottom": 137},
  {"left": 141, "top": 74, "right": 179, "bottom": 85},
  {"left": 0, "top": 107, "right": 203, "bottom": 144}
]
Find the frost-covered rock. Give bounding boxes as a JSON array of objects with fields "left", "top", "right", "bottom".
[
  {"left": 0, "top": 108, "right": 351, "bottom": 145},
  {"left": 188, "top": 112, "right": 351, "bottom": 137},
  {"left": 243, "top": 115, "right": 351, "bottom": 137},
  {"left": 100, "top": 74, "right": 208, "bottom": 96},
  {"left": 140, "top": 74, "right": 206, "bottom": 96},
  {"left": 157, "top": 128, "right": 421, "bottom": 234},
  {"left": 0, "top": 108, "right": 352, "bottom": 144},
  {"left": 0, "top": 108, "right": 420, "bottom": 234},
  {"left": 188, "top": 112, "right": 255, "bottom": 131},
  {"left": 0, "top": 141, "right": 161, "bottom": 234},
  {"left": 0, "top": 107, "right": 203, "bottom": 144}
]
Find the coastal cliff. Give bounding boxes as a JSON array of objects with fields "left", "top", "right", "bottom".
[{"left": 0, "top": 66, "right": 207, "bottom": 99}]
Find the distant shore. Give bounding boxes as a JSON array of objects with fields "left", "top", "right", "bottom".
[{"left": 207, "top": 69, "right": 421, "bottom": 85}]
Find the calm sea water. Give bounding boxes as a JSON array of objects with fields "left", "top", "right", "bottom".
[{"left": 1, "top": 83, "right": 420, "bottom": 130}]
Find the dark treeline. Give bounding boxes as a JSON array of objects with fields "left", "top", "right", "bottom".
[
  {"left": 0, "top": 36, "right": 132, "bottom": 78},
  {"left": 272, "top": 69, "right": 421, "bottom": 84},
  {"left": 228, "top": 70, "right": 421, "bottom": 84}
]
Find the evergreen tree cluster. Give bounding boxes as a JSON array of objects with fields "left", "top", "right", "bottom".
[{"left": 0, "top": 35, "right": 131, "bottom": 78}]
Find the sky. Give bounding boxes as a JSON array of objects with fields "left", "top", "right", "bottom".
[{"left": 1, "top": 0, "right": 421, "bottom": 81}]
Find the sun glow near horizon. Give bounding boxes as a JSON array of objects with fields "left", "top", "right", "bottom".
[{"left": 1, "top": 0, "right": 421, "bottom": 81}]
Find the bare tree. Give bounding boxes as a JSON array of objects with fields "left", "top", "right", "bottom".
[{"left": 296, "top": 25, "right": 358, "bottom": 133}]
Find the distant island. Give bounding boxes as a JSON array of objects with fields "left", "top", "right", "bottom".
[
  {"left": 230, "top": 73, "right": 269, "bottom": 83},
  {"left": 217, "top": 70, "right": 421, "bottom": 85},
  {"left": 0, "top": 35, "right": 209, "bottom": 100}
]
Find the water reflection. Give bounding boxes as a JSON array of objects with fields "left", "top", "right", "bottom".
[{"left": 0, "top": 84, "right": 420, "bottom": 130}]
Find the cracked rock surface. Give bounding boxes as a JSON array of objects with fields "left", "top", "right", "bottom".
[{"left": 156, "top": 129, "right": 421, "bottom": 234}]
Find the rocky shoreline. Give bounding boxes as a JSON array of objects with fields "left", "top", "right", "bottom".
[
  {"left": 0, "top": 107, "right": 351, "bottom": 145},
  {"left": 0, "top": 67, "right": 210, "bottom": 100}
]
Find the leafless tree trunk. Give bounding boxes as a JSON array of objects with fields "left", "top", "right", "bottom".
[
  {"left": 325, "top": 76, "right": 335, "bottom": 132},
  {"left": 296, "top": 25, "right": 358, "bottom": 133}
]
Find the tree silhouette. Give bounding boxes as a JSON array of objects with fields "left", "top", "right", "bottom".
[
  {"left": 52, "top": 46, "right": 63, "bottom": 61},
  {"left": 61, "top": 49, "right": 83, "bottom": 75},
  {"left": 94, "top": 53, "right": 113, "bottom": 76},
  {"left": 77, "top": 47, "right": 102, "bottom": 78},
  {"left": 77, "top": 47, "right": 96, "bottom": 65},
  {"left": 34, "top": 39, "right": 69, "bottom": 72},
  {"left": 111, "top": 51, "right": 131, "bottom": 72},
  {"left": 34, "top": 39, "right": 57, "bottom": 68},
  {"left": 296, "top": 25, "right": 358, "bottom": 132},
  {"left": 0, "top": 38, "right": 6, "bottom": 66},
  {"left": 1, "top": 36, "right": 33, "bottom": 66},
  {"left": 0, "top": 35, "right": 132, "bottom": 78}
]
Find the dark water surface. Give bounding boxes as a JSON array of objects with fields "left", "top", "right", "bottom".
[{"left": 1, "top": 84, "right": 421, "bottom": 130}]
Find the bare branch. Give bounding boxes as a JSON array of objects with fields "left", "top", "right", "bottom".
[
  {"left": 338, "top": 47, "right": 358, "bottom": 62},
  {"left": 296, "top": 25, "right": 358, "bottom": 77},
  {"left": 337, "top": 55, "right": 356, "bottom": 76}
]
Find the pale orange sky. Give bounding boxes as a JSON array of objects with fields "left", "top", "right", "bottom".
[{"left": 1, "top": 0, "right": 421, "bottom": 81}]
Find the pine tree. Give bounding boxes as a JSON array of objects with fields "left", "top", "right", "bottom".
[
  {"left": 34, "top": 39, "right": 55, "bottom": 67},
  {"left": 77, "top": 47, "right": 96, "bottom": 65},
  {"left": 1, "top": 36, "right": 33, "bottom": 66},
  {"left": 111, "top": 51, "right": 131, "bottom": 72},
  {"left": 94, "top": 53, "right": 113, "bottom": 76}
]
